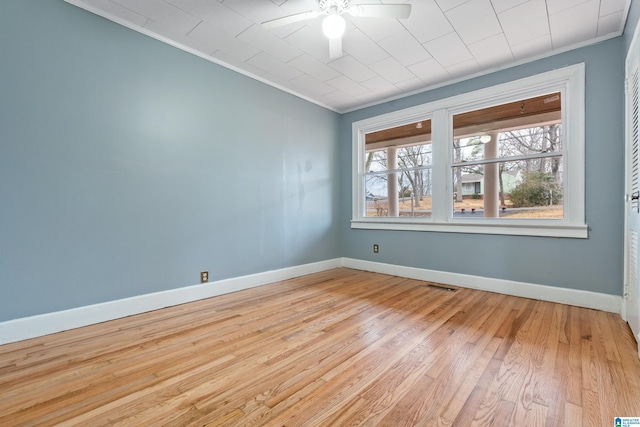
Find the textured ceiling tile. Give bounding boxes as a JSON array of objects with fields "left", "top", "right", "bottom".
[
  {"left": 354, "top": 90, "right": 390, "bottom": 105},
  {"left": 111, "top": 0, "right": 200, "bottom": 34},
  {"left": 490, "top": 0, "right": 529, "bottom": 14},
  {"left": 597, "top": 11, "right": 625, "bottom": 36},
  {"left": 285, "top": 25, "right": 333, "bottom": 63},
  {"left": 328, "top": 55, "right": 377, "bottom": 83},
  {"left": 446, "top": 0, "right": 503, "bottom": 45},
  {"left": 322, "top": 92, "right": 359, "bottom": 110},
  {"left": 423, "top": 32, "right": 474, "bottom": 68},
  {"left": 287, "top": 74, "right": 336, "bottom": 97},
  {"left": 144, "top": 19, "right": 215, "bottom": 54},
  {"left": 600, "top": 0, "right": 627, "bottom": 16},
  {"left": 407, "top": 58, "right": 451, "bottom": 84},
  {"left": 247, "top": 52, "right": 304, "bottom": 81},
  {"left": 445, "top": 58, "right": 481, "bottom": 78},
  {"left": 350, "top": 15, "right": 407, "bottom": 42},
  {"left": 289, "top": 54, "right": 340, "bottom": 82},
  {"left": 467, "top": 33, "right": 514, "bottom": 69},
  {"left": 394, "top": 77, "right": 425, "bottom": 92},
  {"left": 237, "top": 25, "right": 304, "bottom": 63},
  {"left": 326, "top": 75, "right": 371, "bottom": 97},
  {"left": 343, "top": 28, "right": 390, "bottom": 65},
  {"left": 546, "top": 0, "right": 590, "bottom": 16},
  {"left": 361, "top": 76, "right": 399, "bottom": 94},
  {"left": 259, "top": 72, "right": 291, "bottom": 88},
  {"left": 321, "top": 90, "right": 357, "bottom": 106},
  {"left": 279, "top": 0, "right": 319, "bottom": 14},
  {"left": 509, "top": 33, "right": 552, "bottom": 59},
  {"left": 400, "top": 0, "right": 453, "bottom": 43},
  {"left": 109, "top": 0, "right": 157, "bottom": 16},
  {"left": 220, "top": 0, "right": 285, "bottom": 24},
  {"left": 377, "top": 30, "right": 432, "bottom": 67},
  {"left": 549, "top": 0, "right": 598, "bottom": 49},
  {"left": 81, "top": 0, "right": 149, "bottom": 27},
  {"left": 211, "top": 50, "right": 267, "bottom": 77},
  {"left": 435, "top": 0, "right": 471, "bottom": 12},
  {"left": 189, "top": 21, "right": 259, "bottom": 61},
  {"left": 498, "top": 0, "right": 549, "bottom": 46},
  {"left": 166, "top": 0, "right": 252, "bottom": 37},
  {"left": 369, "top": 57, "right": 416, "bottom": 84}
]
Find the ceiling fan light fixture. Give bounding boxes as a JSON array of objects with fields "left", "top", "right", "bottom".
[
  {"left": 479, "top": 135, "right": 492, "bottom": 144},
  {"left": 322, "top": 13, "right": 346, "bottom": 38}
]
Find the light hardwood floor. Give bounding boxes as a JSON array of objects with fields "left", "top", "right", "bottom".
[{"left": 1, "top": 268, "right": 639, "bottom": 426}]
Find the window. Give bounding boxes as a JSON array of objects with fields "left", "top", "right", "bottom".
[{"left": 352, "top": 64, "right": 586, "bottom": 238}]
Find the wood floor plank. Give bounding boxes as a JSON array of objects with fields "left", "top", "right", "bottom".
[
  {"left": 565, "top": 305, "right": 584, "bottom": 406},
  {"left": 0, "top": 268, "right": 639, "bottom": 426},
  {"left": 453, "top": 355, "right": 503, "bottom": 426},
  {"left": 563, "top": 402, "right": 583, "bottom": 426}
]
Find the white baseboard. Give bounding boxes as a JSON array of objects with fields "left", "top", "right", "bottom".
[
  {"left": 0, "top": 259, "right": 342, "bottom": 345},
  {"left": 341, "top": 258, "right": 622, "bottom": 314},
  {"left": 0, "top": 257, "right": 622, "bottom": 345}
]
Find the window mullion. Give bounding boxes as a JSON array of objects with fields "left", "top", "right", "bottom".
[
  {"left": 451, "top": 151, "right": 563, "bottom": 167},
  {"left": 353, "top": 126, "right": 365, "bottom": 219},
  {"left": 366, "top": 165, "right": 431, "bottom": 176},
  {"left": 431, "top": 109, "right": 449, "bottom": 222}
]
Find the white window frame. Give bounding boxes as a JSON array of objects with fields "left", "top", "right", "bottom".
[{"left": 351, "top": 64, "right": 587, "bottom": 238}]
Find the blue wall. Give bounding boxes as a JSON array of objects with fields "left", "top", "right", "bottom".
[
  {"left": 0, "top": 1, "right": 341, "bottom": 321},
  {"left": 339, "top": 39, "right": 626, "bottom": 295}
]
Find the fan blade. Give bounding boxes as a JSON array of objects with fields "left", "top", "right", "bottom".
[
  {"left": 349, "top": 4, "right": 411, "bottom": 19},
  {"left": 329, "top": 37, "right": 343, "bottom": 59},
  {"left": 262, "top": 10, "right": 319, "bottom": 30}
]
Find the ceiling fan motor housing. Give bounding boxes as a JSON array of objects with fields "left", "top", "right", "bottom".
[
  {"left": 262, "top": 0, "right": 410, "bottom": 59},
  {"left": 319, "top": 0, "right": 350, "bottom": 14}
]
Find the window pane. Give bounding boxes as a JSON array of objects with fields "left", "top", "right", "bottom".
[
  {"left": 366, "top": 149, "right": 389, "bottom": 173},
  {"left": 365, "top": 174, "right": 390, "bottom": 217},
  {"left": 452, "top": 158, "right": 564, "bottom": 219},
  {"left": 365, "top": 168, "right": 433, "bottom": 218},
  {"left": 452, "top": 93, "right": 562, "bottom": 163},
  {"left": 500, "top": 126, "right": 562, "bottom": 156}
]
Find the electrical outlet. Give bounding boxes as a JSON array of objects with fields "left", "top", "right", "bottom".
[
  {"left": 200, "top": 271, "right": 209, "bottom": 283},
  {"left": 373, "top": 244, "right": 379, "bottom": 253}
]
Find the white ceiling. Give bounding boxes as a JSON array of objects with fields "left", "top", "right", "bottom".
[{"left": 65, "top": 0, "right": 631, "bottom": 113}]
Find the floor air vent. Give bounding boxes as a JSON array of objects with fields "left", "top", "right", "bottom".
[{"left": 426, "top": 284, "right": 457, "bottom": 292}]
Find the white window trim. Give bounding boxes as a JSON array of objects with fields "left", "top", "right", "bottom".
[{"left": 351, "top": 64, "right": 587, "bottom": 238}]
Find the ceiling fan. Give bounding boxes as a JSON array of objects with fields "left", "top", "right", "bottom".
[{"left": 262, "top": 0, "right": 412, "bottom": 59}]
